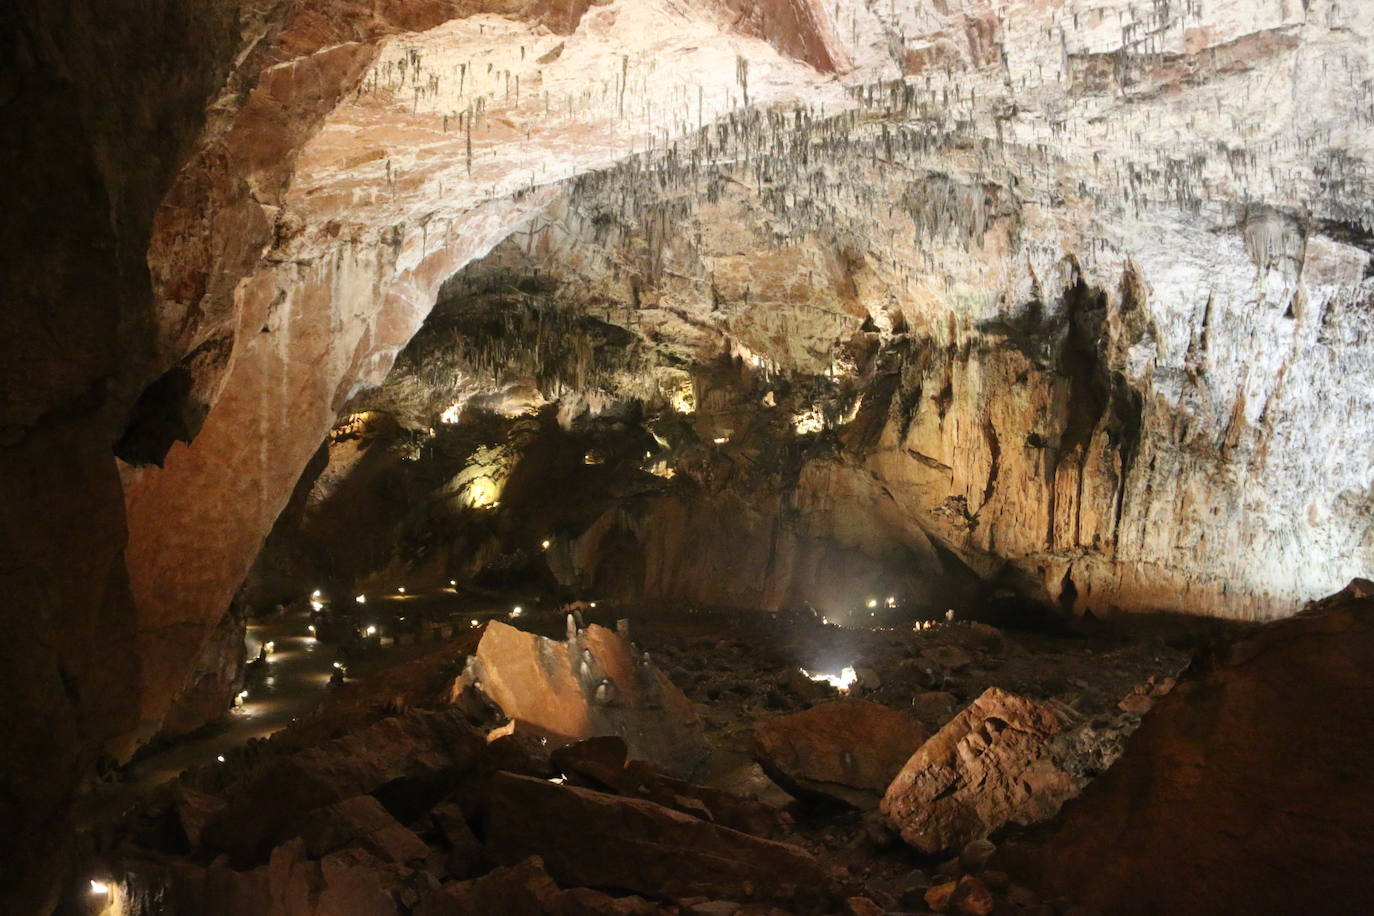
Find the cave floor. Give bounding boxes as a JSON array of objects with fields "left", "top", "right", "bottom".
[
  {"left": 84, "top": 595, "right": 1195, "bottom": 913},
  {"left": 601, "top": 604, "right": 1193, "bottom": 886},
  {"left": 77, "top": 592, "right": 522, "bottom": 828}
]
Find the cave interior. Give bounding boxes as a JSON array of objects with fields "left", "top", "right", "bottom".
[{"left": 4, "top": 1, "right": 1374, "bottom": 914}]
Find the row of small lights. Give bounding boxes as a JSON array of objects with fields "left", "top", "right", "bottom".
[
  {"left": 209, "top": 581, "right": 601, "bottom": 783},
  {"left": 347, "top": 538, "right": 552, "bottom": 605}
]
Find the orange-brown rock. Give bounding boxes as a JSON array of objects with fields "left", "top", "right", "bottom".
[
  {"left": 949, "top": 876, "right": 995, "bottom": 916},
  {"left": 1034, "top": 585, "right": 1374, "bottom": 915},
  {"left": 924, "top": 880, "right": 958, "bottom": 913},
  {"left": 754, "top": 699, "right": 928, "bottom": 808},
  {"left": 457, "top": 620, "right": 707, "bottom": 775},
  {"left": 485, "top": 772, "right": 829, "bottom": 907},
  {"left": 881, "top": 688, "right": 1074, "bottom": 854},
  {"left": 172, "top": 784, "right": 228, "bottom": 849},
  {"left": 549, "top": 735, "right": 632, "bottom": 788},
  {"left": 429, "top": 802, "right": 486, "bottom": 880}
]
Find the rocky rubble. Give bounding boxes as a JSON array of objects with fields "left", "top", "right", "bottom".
[
  {"left": 86, "top": 586, "right": 1374, "bottom": 915},
  {"left": 485, "top": 772, "right": 828, "bottom": 907},
  {"left": 199, "top": 708, "right": 485, "bottom": 865},
  {"left": 87, "top": 623, "right": 827, "bottom": 915},
  {"left": 551, "top": 736, "right": 788, "bottom": 839}
]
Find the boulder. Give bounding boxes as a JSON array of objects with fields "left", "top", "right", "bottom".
[
  {"left": 549, "top": 737, "right": 784, "bottom": 838},
  {"left": 681, "top": 903, "right": 741, "bottom": 916},
  {"left": 881, "top": 687, "right": 1074, "bottom": 854},
  {"left": 965, "top": 623, "right": 1005, "bottom": 653},
  {"left": 557, "top": 887, "right": 668, "bottom": 915},
  {"left": 312, "top": 846, "right": 407, "bottom": 915},
  {"left": 921, "top": 646, "right": 973, "bottom": 670},
  {"left": 482, "top": 732, "right": 560, "bottom": 780},
  {"left": 949, "top": 876, "right": 994, "bottom": 915},
  {"left": 909, "top": 691, "right": 961, "bottom": 730},
  {"left": 294, "top": 795, "right": 429, "bottom": 864},
  {"left": 754, "top": 699, "right": 928, "bottom": 808},
  {"left": 456, "top": 620, "right": 707, "bottom": 776},
  {"left": 172, "top": 784, "right": 227, "bottom": 848},
  {"left": 853, "top": 666, "right": 882, "bottom": 691},
  {"left": 844, "top": 897, "right": 884, "bottom": 916},
  {"left": 485, "top": 772, "right": 828, "bottom": 907},
  {"left": 550, "top": 735, "right": 630, "bottom": 788},
  {"left": 958, "top": 839, "right": 997, "bottom": 873},
  {"left": 114, "top": 836, "right": 405, "bottom": 916},
  {"left": 414, "top": 856, "right": 562, "bottom": 916},
  {"left": 429, "top": 803, "right": 486, "bottom": 879},
  {"left": 1035, "top": 587, "right": 1374, "bottom": 915},
  {"left": 201, "top": 710, "right": 483, "bottom": 865},
  {"left": 925, "top": 880, "right": 958, "bottom": 913}
]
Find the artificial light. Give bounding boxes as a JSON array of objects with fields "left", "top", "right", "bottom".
[{"left": 800, "top": 666, "right": 858, "bottom": 692}]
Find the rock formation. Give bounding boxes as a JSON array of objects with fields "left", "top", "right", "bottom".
[
  {"left": 456, "top": 619, "right": 708, "bottom": 775},
  {"left": 484, "top": 772, "right": 828, "bottom": 907},
  {"left": 880, "top": 687, "right": 1076, "bottom": 855},
  {"left": 1033, "top": 582, "right": 1374, "bottom": 915},
  {"left": 754, "top": 699, "right": 928, "bottom": 808}
]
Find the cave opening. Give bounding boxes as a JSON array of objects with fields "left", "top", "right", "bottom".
[{"left": 6, "top": 1, "right": 1374, "bottom": 914}]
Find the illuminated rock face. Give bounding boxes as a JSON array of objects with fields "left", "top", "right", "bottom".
[
  {"left": 114, "top": 0, "right": 1374, "bottom": 758},
  {"left": 458, "top": 620, "right": 708, "bottom": 775},
  {"left": 118, "top": 0, "right": 870, "bottom": 755}
]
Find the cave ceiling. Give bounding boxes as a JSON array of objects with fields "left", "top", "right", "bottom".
[{"left": 83, "top": 0, "right": 1374, "bottom": 750}]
